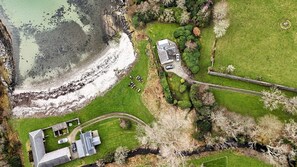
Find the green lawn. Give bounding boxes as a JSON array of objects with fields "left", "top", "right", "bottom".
[
  {"left": 212, "top": 89, "right": 297, "bottom": 122},
  {"left": 202, "top": 157, "right": 227, "bottom": 167},
  {"left": 12, "top": 40, "right": 154, "bottom": 167},
  {"left": 188, "top": 150, "right": 272, "bottom": 167},
  {"left": 213, "top": 0, "right": 297, "bottom": 88},
  {"left": 146, "top": 22, "right": 179, "bottom": 44},
  {"left": 59, "top": 119, "right": 138, "bottom": 167}
]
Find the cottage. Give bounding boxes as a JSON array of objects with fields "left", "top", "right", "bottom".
[
  {"left": 29, "top": 129, "right": 71, "bottom": 167},
  {"left": 156, "top": 39, "right": 180, "bottom": 65},
  {"left": 75, "top": 130, "right": 101, "bottom": 158}
]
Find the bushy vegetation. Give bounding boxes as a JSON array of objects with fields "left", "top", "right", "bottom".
[
  {"left": 131, "top": 0, "right": 213, "bottom": 28},
  {"left": 174, "top": 25, "right": 201, "bottom": 74},
  {"left": 190, "top": 84, "right": 215, "bottom": 140},
  {"left": 159, "top": 72, "right": 174, "bottom": 104}
]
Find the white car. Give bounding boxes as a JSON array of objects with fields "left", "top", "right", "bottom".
[
  {"left": 165, "top": 65, "right": 174, "bottom": 70},
  {"left": 58, "top": 138, "right": 68, "bottom": 144},
  {"left": 176, "top": 54, "right": 180, "bottom": 61}
]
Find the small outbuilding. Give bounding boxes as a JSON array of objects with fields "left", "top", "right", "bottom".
[{"left": 52, "top": 122, "right": 69, "bottom": 137}]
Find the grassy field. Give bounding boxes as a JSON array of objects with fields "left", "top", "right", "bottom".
[
  {"left": 213, "top": 0, "right": 297, "bottom": 88},
  {"left": 146, "top": 22, "right": 179, "bottom": 45},
  {"left": 188, "top": 150, "right": 272, "bottom": 167},
  {"left": 59, "top": 119, "right": 138, "bottom": 167},
  {"left": 212, "top": 89, "right": 297, "bottom": 122},
  {"left": 12, "top": 40, "right": 154, "bottom": 167}
]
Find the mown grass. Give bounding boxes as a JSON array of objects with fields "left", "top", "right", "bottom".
[
  {"left": 212, "top": 89, "right": 297, "bottom": 122},
  {"left": 11, "top": 40, "right": 154, "bottom": 167},
  {"left": 188, "top": 150, "right": 272, "bottom": 167},
  {"left": 213, "top": 0, "right": 297, "bottom": 88},
  {"left": 145, "top": 22, "right": 179, "bottom": 44},
  {"left": 59, "top": 119, "right": 138, "bottom": 167}
]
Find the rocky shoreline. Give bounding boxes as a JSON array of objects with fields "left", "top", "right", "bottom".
[{"left": 9, "top": 1, "right": 136, "bottom": 118}]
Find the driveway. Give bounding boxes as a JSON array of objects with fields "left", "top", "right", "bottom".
[{"left": 68, "top": 112, "right": 148, "bottom": 144}]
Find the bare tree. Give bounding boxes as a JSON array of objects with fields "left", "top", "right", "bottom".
[
  {"left": 162, "top": 0, "right": 175, "bottom": 6},
  {"left": 213, "top": 0, "right": 228, "bottom": 20},
  {"left": 254, "top": 115, "right": 283, "bottom": 145},
  {"left": 226, "top": 65, "right": 235, "bottom": 74},
  {"left": 213, "top": 1, "right": 230, "bottom": 38},
  {"left": 261, "top": 88, "right": 285, "bottom": 111},
  {"left": 283, "top": 119, "right": 297, "bottom": 144},
  {"left": 158, "top": 9, "right": 176, "bottom": 23},
  {"left": 261, "top": 88, "right": 297, "bottom": 114},
  {"left": 180, "top": 10, "right": 190, "bottom": 25},
  {"left": 114, "top": 146, "right": 129, "bottom": 165},
  {"left": 211, "top": 108, "right": 256, "bottom": 139},
  {"left": 176, "top": 0, "right": 186, "bottom": 10},
  {"left": 137, "top": 110, "right": 195, "bottom": 167}
]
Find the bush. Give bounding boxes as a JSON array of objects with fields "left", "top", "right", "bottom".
[
  {"left": 178, "top": 100, "right": 192, "bottom": 109},
  {"left": 119, "top": 119, "right": 132, "bottom": 130},
  {"left": 132, "top": 15, "right": 140, "bottom": 27},
  {"left": 182, "top": 48, "right": 200, "bottom": 74},
  {"left": 180, "top": 78, "right": 185, "bottom": 84},
  {"left": 8, "top": 156, "right": 22, "bottom": 167},
  {"left": 179, "top": 84, "right": 187, "bottom": 93},
  {"left": 190, "top": 84, "right": 203, "bottom": 110},
  {"left": 160, "top": 72, "right": 174, "bottom": 104}
]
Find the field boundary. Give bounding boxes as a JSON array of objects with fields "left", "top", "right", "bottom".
[
  {"left": 201, "top": 156, "right": 228, "bottom": 167},
  {"left": 208, "top": 71, "right": 297, "bottom": 93}
]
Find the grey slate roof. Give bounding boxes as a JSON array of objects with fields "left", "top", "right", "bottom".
[
  {"left": 75, "top": 130, "right": 101, "bottom": 158},
  {"left": 29, "top": 130, "right": 46, "bottom": 167},
  {"left": 156, "top": 39, "right": 179, "bottom": 65},
  {"left": 29, "top": 129, "right": 71, "bottom": 167},
  {"left": 52, "top": 122, "right": 68, "bottom": 132}
]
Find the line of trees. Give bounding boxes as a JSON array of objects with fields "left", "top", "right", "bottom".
[{"left": 130, "top": 0, "right": 213, "bottom": 28}]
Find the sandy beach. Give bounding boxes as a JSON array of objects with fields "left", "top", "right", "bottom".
[{"left": 12, "top": 33, "right": 136, "bottom": 117}]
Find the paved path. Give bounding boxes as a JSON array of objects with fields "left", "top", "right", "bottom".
[{"left": 68, "top": 112, "right": 147, "bottom": 143}]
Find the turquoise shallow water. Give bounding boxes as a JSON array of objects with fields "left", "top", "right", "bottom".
[{"left": 0, "top": 0, "right": 111, "bottom": 84}]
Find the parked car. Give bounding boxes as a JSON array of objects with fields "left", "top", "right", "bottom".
[
  {"left": 165, "top": 65, "right": 174, "bottom": 70},
  {"left": 71, "top": 143, "right": 77, "bottom": 152},
  {"left": 58, "top": 138, "right": 68, "bottom": 144},
  {"left": 176, "top": 54, "right": 180, "bottom": 61}
]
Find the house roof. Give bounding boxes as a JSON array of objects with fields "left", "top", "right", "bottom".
[
  {"left": 75, "top": 130, "right": 101, "bottom": 158},
  {"left": 38, "top": 147, "right": 71, "bottom": 167},
  {"left": 156, "top": 39, "right": 179, "bottom": 65},
  {"left": 29, "top": 129, "right": 71, "bottom": 167},
  {"left": 29, "top": 130, "right": 46, "bottom": 167},
  {"left": 52, "top": 122, "right": 68, "bottom": 132}
]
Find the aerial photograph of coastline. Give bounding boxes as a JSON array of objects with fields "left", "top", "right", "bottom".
[{"left": 0, "top": 0, "right": 296, "bottom": 166}]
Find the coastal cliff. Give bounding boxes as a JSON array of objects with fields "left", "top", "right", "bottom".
[{"left": 0, "top": 19, "right": 21, "bottom": 167}]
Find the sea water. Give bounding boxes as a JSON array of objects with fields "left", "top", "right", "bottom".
[{"left": 0, "top": 0, "right": 111, "bottom": 85}]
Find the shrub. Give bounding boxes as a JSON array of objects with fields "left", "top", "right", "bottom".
[
  {"left": 182, "top": 48, "right": 200, "bottom": 74},
  {"left": 160, "top": 72, "right": 174, "bottom": 104},
  {"left": 119, "top": 119, "right": 132, "bottom": 130},
  {"left": 179, "top": 85, "right": 187, "bottom": 93},
  {"left": 180, "top": 78, "right": 185, "bottom": 84},
  {"left": 132, "top": 15, "right": 140, "bottom": 27},
  {"left": 178, "top": 100, "right": 192, "bottom": 109},
  {"left": 190, "top": 84, "right": 202, "bottom": 110}
]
